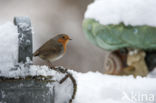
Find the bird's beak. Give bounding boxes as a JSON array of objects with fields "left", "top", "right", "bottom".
[{"left": 69, "top": 38, "right": 72, "bottom": 40}]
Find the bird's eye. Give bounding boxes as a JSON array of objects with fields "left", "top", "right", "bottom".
[{"left": 62, "top": 36, "right": 65, "bottom": 39}]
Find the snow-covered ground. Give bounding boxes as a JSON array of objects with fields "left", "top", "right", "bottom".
[
  {"left": 85, "top": 0, "right": 156, "bottom": 26},
  {"left": 72, "top": 70, "right": 156, "bottom": 103}
]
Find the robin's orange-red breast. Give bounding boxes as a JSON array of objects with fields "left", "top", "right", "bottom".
[{"left": 33, "top": 34, "right": 71, "bottom": 67}]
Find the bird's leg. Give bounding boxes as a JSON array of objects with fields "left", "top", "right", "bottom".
[{"left": 47, "top": 61, "right": 56, "bottom": 69}]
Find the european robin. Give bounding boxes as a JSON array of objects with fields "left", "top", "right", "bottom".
[{"left": 33, "top": 34, "right": 72, "bottom": 67}]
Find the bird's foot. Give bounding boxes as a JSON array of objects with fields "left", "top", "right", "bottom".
[
  {"left": 56, "top": 66, "right": 68, "bottom": 73},
  {"left": 49, "top": 65, "right": 56, "bottom": 69},
  {"left": 48, "top": 63, "right": 56, "bottom": 70}
]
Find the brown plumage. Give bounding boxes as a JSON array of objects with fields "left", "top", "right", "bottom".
[{"left": 33, "top": 34, "right": 71, "bottom": 64}]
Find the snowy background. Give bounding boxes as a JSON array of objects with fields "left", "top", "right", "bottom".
[{"left": 0, "top": 0, "right": 156, "bottom": 103}]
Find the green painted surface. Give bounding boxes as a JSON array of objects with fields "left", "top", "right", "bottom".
[{"left": 83, "top": 19, "right": 156, "bottom": 51}]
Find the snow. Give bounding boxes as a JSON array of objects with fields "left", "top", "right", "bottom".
[
  {"left": 54, "top": 76, "right": 74, "bottom": 103},
  {"left": 0, "top": 22, "right": 18, "bottom": 74},
  {"left": 18, "top": 22, "right": 31, "bottom": 31},
  {"left": 85, "top": 0, "right": 156, "bottom": 26},
  {"left": 0, "top": 22, "right": 155, "bottom": 103},
  {"left": 148, "top": 69, "right": 156, "bottom": 78},
  {"left": 0, "top": 64, "right": 64, "bottom": 80},
  {"left": 72, "top": 71, "right": 156, "bottom": 103},
  {"left": 0, "top": 63, "right": 156, "bottom": 103}
]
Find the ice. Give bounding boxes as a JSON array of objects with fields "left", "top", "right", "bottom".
[
  {"left": 85, "top": 0, "right": 156, "bottom": 26},
  {"left": 0, "top": 22, "right": 18, "bottom": 74}
]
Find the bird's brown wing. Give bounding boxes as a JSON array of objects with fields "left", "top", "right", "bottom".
[{"left": 33, "top": 39, "right": 62, "bottom": 57}]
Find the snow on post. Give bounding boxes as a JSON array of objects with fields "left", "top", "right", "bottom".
[
  {"left": 0, "top": 17, "right": 33, "bottom": 76},
  {"left": 0, "top": 22, "right": 18, "bottom": 74},
  {"left": 14, "top": 17, "right": 33, "bottom": 63}
]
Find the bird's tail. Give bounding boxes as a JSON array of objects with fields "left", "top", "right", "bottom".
[{"left": 33, "top": 51, "right": 39, "bottom": 56}]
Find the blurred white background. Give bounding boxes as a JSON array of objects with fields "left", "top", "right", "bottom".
[{"left": 0, "top": 0, "right": 106, "bottom": 72}]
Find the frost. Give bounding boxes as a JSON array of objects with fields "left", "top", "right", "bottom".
[
  {"left": 18, "top": 23, "right": 31, "bottom": 31},
  {"left": 1, "top": 90, "right": 6, "bottom": 99}
]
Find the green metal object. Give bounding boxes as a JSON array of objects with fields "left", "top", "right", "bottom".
[{"left": 83, "top": 18, "right": 156, "bottom": 51}]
